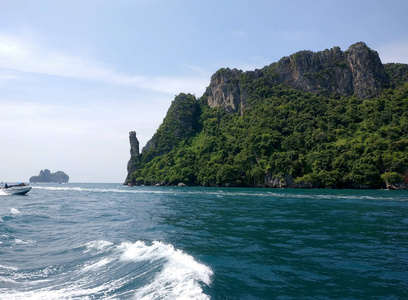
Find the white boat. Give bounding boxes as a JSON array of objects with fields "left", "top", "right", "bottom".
[{"left": 1, "top": 183, "right": 32, "bottom": 195}]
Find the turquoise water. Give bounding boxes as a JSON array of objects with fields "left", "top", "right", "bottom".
[{"left": 1, "top": 184, "right": 407, "bottom": 299}]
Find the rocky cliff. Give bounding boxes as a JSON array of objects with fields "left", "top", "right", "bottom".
[
  {"left": 125, "top": 131, "right": 140, "bottom": 185},
  {"left": 30, "top": 169, "right": 69, "bottom": 183},
  {"left": 205, "top": 42, "right": 391, "bottom": 114}
]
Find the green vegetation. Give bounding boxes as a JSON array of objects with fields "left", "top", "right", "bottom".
[
  {"left": 129, "top": 81, "right": 408, "bottom": 188},
  {"left": 381, "top": 172, "right": 404, "bottom": 184}
]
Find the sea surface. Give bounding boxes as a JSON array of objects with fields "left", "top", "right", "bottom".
[{"left": 1, "top": 183, "right": 408, "bottom": 299}]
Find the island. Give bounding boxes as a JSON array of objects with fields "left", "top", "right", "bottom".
[
  {"left": 124, "top": 42, "right": 408, "bottom": 189},
  {"left": 30, "top": 169, "right": 69, "bottom": 183}
]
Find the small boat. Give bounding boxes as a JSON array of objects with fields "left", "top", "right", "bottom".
[{"left": 1, "top": 183, "right": 32, "bottom": 195}]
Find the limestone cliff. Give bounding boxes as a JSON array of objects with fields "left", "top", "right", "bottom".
[
  {"left": 205, "top": 68, "right": 243, "bottom": 114},
  {"left": 345, "top": 42, "right": 388, "bottom": 98},
  {"left": 129, "top": 131, "right": 139, "bottom": 157},
  {"left": 124, "top": 131, "right": 140, "bottom": 185},
  {"left": 205, "top": 42, "right": 390, "bottom": 113}
]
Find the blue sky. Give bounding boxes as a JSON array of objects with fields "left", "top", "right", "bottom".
[{"left": 1, "top": 0, "right": 407, "bottom": 183}]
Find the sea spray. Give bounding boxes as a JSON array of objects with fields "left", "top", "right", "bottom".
[
  {"left": 1, "top": 240, "right": 212, "bottom": 299},
  {"left": 120, "top": 241, "right": 213, "bottom": 300},
  {"left": 10, "top": 208, "right": 20, "bottom": 214}
]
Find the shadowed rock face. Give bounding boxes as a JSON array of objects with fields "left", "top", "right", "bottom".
[
  {"left": 273, "top": 46, "right": 354, "bottom": 96},
  {"left": 129, "top": 131, "right": 139, "bottom": 157},
  {"left": 345, "top": 42, "right": 388, "bottom": 98},
  {"left": 125, "top": 131, "right": 140, "bottom": 185},
  {"left": 205, "top": 42, "right": 390, "bottom": 114}
]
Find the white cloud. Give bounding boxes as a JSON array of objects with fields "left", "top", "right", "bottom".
[
  {"left": 377, "top": 41, "right": 408, "bottom": 64},
  {"left": 0, "top": 34, "right": 107, "bottom": 78},
  {"left": 0, "top": 33, "right": 208, "bottom": 95}
]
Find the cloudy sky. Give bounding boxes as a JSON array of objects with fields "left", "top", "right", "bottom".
[{"left": 1, "top": 0, "right": 407, "bottom": 183}]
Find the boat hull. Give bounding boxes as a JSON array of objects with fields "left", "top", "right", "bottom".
[{"left": 2, "top": 186, "right": 32, "bottom": 195}]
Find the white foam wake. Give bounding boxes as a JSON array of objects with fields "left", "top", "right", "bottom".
[
  {"left": 119, "top": 241, "right": 213, "bottom": 300},
  {"left": 0, "top": 240, "right": 213, "bottom": 300}
]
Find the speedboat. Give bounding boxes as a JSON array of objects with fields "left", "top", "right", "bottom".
[{"left": 1, "top": 183, "right": 32, "bottom": 195}]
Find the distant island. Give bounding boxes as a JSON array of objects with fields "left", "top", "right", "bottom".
[
  {"left": 124, "top": 42, "right": 408, "bottom": 190},
  {"left": 30, "top": 169, "right": 69, "bottom": 183}
]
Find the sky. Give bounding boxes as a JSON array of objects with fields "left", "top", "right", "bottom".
[{"left": 1, "top": 0, "right": 408, "bottom": 183}]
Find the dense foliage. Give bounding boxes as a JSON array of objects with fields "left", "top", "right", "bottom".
[{"left": 129, "top": 82, "right": 408, "bottom": 188}]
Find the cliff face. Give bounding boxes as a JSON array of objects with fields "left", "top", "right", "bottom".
[
  {"left": 205, "top": 42, "right": 390, "bottom": 113},
  {"left": 125, "top": 131, "right": 140, "bottom": 185},
  {"left": 129, "top": 131, "right": 139, "bottom": 157},
  {"left": 344, "top": 42, "right": 388, "bottom": 98},
  {"left": 273, "top": 46, "right": 353, "bottom": 96},
  {"left": 205, "top": 68, "right": 244, "bottom": 114}
]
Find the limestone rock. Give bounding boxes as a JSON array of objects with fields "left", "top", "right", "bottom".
[
  {"left": 205, "top": 68, "right": 244, "bottom": 114},
  {"left": 125, "top": 131, "right": 141, "bottom": 185},
  {"left": 205, "top": 42, "right": 391, "bottom": 114},
  {"left": 264, "top": 174, "right": 295, "bottom": 188},
  {"left": 345, "top": 42, "right": 388, "bottom": 98},
  {"left": 129, "top": 131, "right": 139, "bottom": 157}
]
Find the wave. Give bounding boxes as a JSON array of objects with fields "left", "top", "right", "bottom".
[
  {"left": 0, "top": 240, "right": 213, "bottom": 299},
  {"left": 121, "top": 241, "right": 212, "bottom": 299},
  {"left": 32, "top": 184, "right": 408, "bottom": 203},
  {"left": 0, "top": 233, "right": 36, "bottom": 247},
  {"left": 10, "top": 208, "right": 20, "bottom": 215},
  {"left": 33, "top": 185, "right": 175, "bottom": 195}
]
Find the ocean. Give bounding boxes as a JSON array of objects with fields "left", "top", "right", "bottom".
[{"left": 1, "top": 183, "right": 407, "bottom": 299}]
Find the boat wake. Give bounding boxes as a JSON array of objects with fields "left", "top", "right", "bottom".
[
  {"left": 33, "top": 184, "right": 408, "bottom": 202},
  {"left": 0, "top": 240, "right": 213, "bottom": 299}
]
